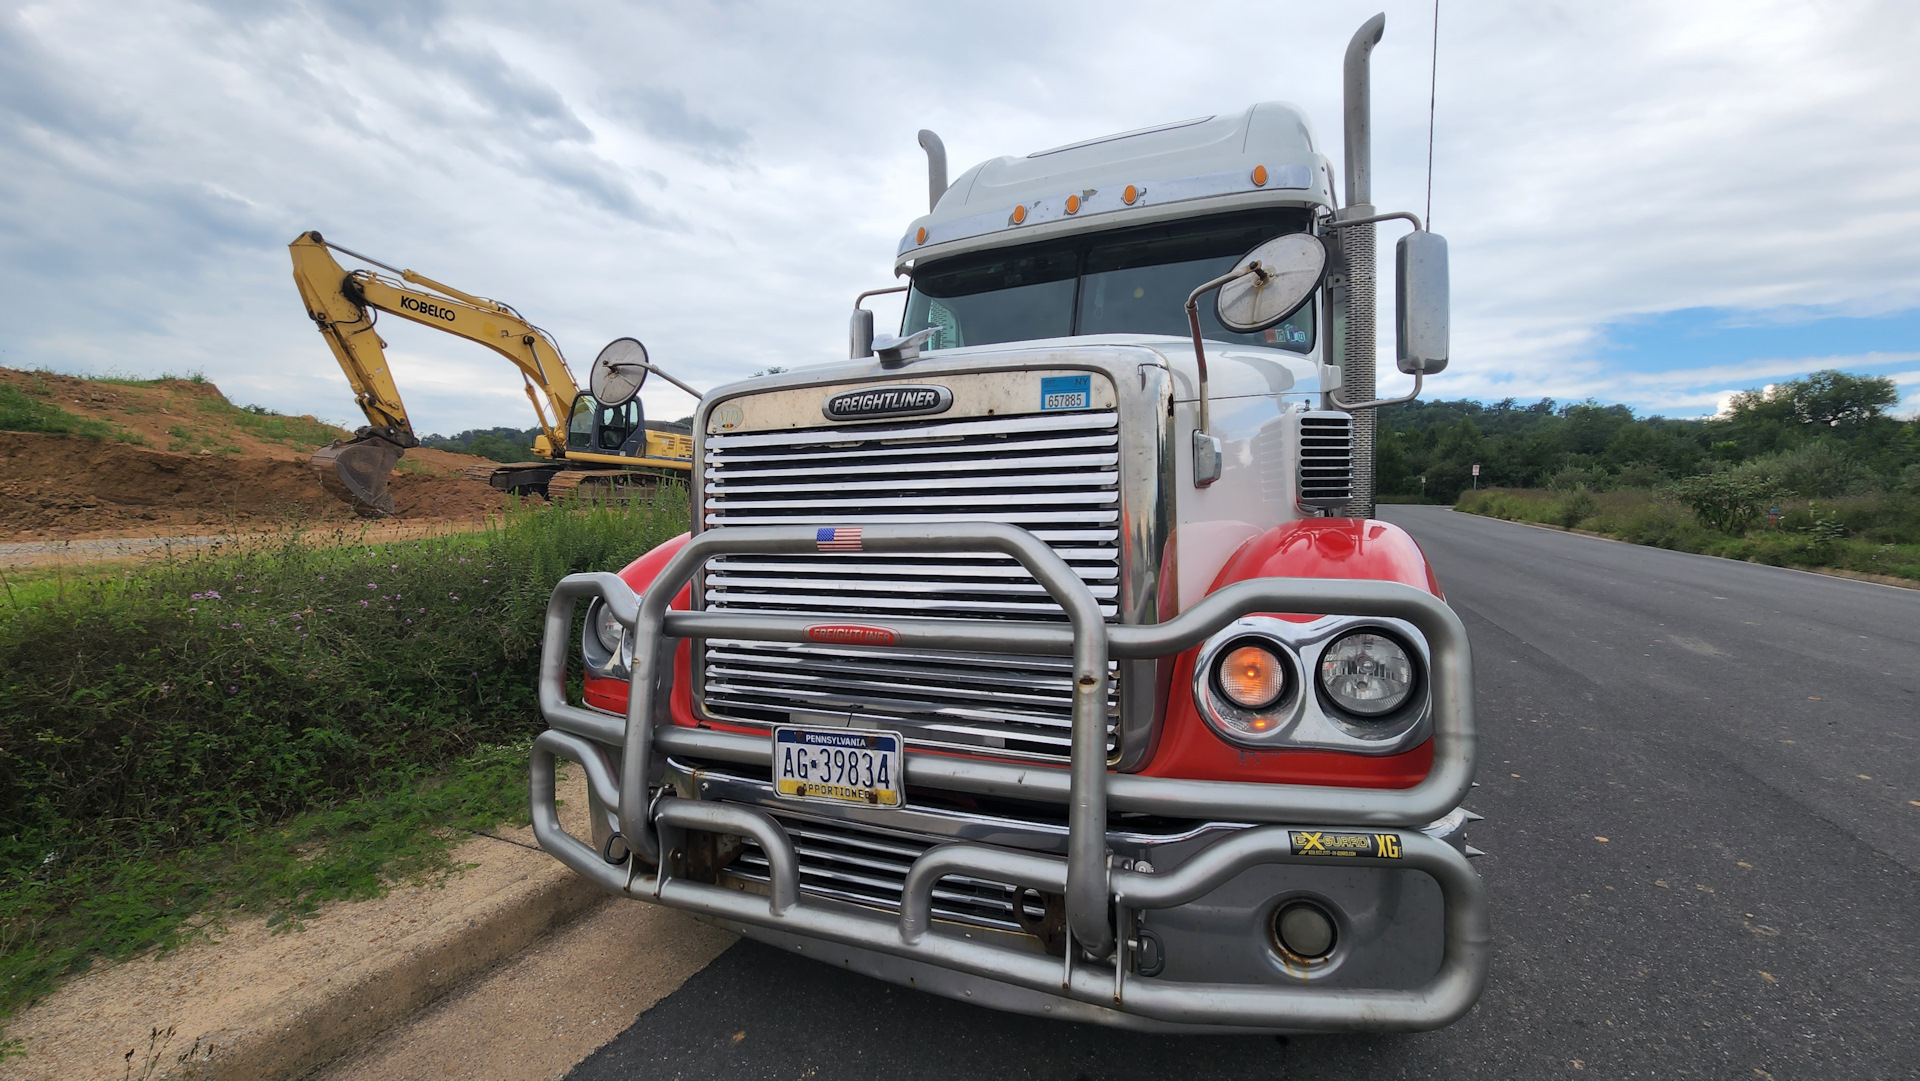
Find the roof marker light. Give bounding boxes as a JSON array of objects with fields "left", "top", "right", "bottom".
[
  {"left": 915, "top": 227, "right": 927, "bottom": 244},
  {"left": 1011, "top": 204, "right": 1028, "bottom": 224},
  {"left": 1065, "top": 194, "right": 1081, "bottom": 214},
  {"left": 1252, "top": 164, "right": 1268, "bottom": 186},
  {"left": 1123, "top": 184, "right": 1139, "bottom": 205}
]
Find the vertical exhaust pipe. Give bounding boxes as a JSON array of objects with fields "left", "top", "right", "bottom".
[
  {"left": 1337, "top": 13, "right": 1386, "bottom": 520},
  {"left": 918, "top": 129, "right": 948, "bottom": 212}
]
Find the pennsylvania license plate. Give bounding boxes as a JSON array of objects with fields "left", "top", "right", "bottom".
[{"left": 772, "top": 726, "right": 904, "bottom": 807}]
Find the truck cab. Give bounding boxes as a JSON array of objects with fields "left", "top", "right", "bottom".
[{"left": 530, "top": 15, "right": 1485, "bottom": 1033}]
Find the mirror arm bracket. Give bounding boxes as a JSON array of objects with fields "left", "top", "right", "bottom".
[
  {"left": 1330, "top": 370, "right": 1424, "bottom": 412},
  {"left": 851, "top": 284, "right": 911, "bottom": 359},
  {"left": 1183, "top": 266, "right": 1253, "bottom": 437},
  {"left": 1325, "top": 209, "right": 1424, "bottom": 232},
  {"left": 633, "top": 362, "right": 702, "bottom": 401}
]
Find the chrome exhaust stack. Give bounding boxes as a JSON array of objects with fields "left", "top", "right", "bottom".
[
  {"left": 1334, "top": 13, "right": 1386, "bottom": 519},
  {"left": 917, "top": 129, "right": 948, "bottom": 212}
]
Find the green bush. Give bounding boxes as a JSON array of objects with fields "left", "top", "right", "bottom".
[
  {"left": 1733, "top": 442, "right": 1877, "bottom": 498},
  {"left": 1669, "top": 473, "right": 1776, "bottom": 533},
  {"left": 1555, "top": 490, "right": 1596, "bottom": 529},
  {"left": 1547, "top": 464, "right": 1608, "bottom": 492},
  {"left": 0, "top": 494, "right": 688, "bottom": 1021}
]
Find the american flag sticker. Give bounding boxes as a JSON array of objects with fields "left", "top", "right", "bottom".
[{"left": 815, "top": 526, "right": 863, "bottom": 552}]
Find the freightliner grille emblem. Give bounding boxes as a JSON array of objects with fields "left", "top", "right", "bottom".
[{"left": 823, "top": 384, "right": 953, "bottom": 421}]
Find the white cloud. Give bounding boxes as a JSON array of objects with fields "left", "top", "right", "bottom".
[{"left": 1, "top": 0, "right": 1917, "bottom": 433}]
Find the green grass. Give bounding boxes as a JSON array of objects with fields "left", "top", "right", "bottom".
[
  {"left": 216, "top": 402, "right": 346, "bottom": 452},
  {"left": 0, "top": 384, "right": 138, "bottom": 443},
  {"left": 0, "top": 494, "right": 689, "bottom": 1029},
  {"left": 78, "top": 370, "right": 207, "bottom": 388},
  {"left": 1456, "top": 487, "right": 1920, "bottom": 581}
]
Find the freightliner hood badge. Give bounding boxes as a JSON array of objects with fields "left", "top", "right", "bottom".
[{"left": 822, "top": 384, "right": 953, "bottom": 421}]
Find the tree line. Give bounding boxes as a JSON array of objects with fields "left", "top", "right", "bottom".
[{"left": 1377, "top": 370, "right": 1918, "bottom": 504}]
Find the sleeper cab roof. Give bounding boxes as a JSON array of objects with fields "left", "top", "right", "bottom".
[{"left": 897, "top": 102, "right": 1334, "bottom": 272}]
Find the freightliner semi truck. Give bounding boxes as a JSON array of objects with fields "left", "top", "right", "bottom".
[{"left": 530, "top": 13, "right": 1486, "bottom": 1032}]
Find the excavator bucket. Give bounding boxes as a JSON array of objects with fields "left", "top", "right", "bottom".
[{"left": 311, "top": 437, "right": 405, "bottom": 518}]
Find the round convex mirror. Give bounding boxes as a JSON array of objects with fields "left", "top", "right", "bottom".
[
  {"left": 589, "top": 337, "right": 650, "bottom": 406},
  {"left": 1214, "top": 233, "right": 1328, "bottom": 334}
]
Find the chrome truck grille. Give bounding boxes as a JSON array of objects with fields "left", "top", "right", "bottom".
[
  {"left": 1294, "top": 411, "right": 1355, "bottom": 510},
  {"left": 729, "top": 809, "right": 1039, "bottom": 933},
  {"left": 699, "top": 409, "right": 1122, "bottom": 762}
]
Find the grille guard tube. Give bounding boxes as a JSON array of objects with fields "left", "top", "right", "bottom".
[
  {"left": 527, "top": 796, "right": 1489, "bottom": 1030},
  {"left": 537, "top": 522, "right": 1478, "bottom": 975}
]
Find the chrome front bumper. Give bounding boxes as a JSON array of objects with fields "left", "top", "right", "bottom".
[{"left": 529, "top": 522, "right": 1489, "bottom": 1032}]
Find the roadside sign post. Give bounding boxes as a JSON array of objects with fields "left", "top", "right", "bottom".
[{"left": 1472, "top": 463, "right": 1480, "bottom": 489}]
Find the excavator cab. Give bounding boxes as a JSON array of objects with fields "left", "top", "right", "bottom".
[{"left": 567, "top": 394, "right": 646, "bottom": 454}]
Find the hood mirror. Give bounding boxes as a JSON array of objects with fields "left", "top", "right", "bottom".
[
  {"left": 589, "top": 337, "right": 650, "bottom": 406},
  {"left": 1214, "top": 233, "right": 1327, "bottom": 333}
]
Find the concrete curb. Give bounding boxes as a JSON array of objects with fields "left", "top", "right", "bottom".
[
  {"left": 170, "top": 859, "right": 607, "bottom": 1081},
  {"left": 0, "top": 768, "right": 611, "bottom": 1081}
]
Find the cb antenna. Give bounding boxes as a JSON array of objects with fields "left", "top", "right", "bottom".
[{"left": 1425, "top": 0, "right": 1440, "bottom": 228}]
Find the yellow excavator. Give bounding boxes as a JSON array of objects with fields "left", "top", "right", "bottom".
[{"left": 289, "top": 230, "right": 696, "bottom": 516}]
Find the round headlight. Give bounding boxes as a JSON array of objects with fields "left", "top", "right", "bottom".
[
  {"left": 1214, "top": 643, "right": 1289, "bottom": 711},
  {"left": 1317, "top": 632, "right": 1414, "bottom": 717},
  {"left": 590, "top": 600, "right": 625, "bottom": 655}
]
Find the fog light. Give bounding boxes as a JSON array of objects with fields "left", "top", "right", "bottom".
[{"left": 1274, "top": 902, "right": 1336, "bottom": 960}]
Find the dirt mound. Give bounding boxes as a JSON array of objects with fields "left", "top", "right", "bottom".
[
  {"left": 0, "top": 432, "right": 503, "bottom": 541},
  {"left": 0, "top": 368, "right": 353, "bottom": 460},
  {"left": 0, "top": 367, "right": 517, "bottom": 540}
]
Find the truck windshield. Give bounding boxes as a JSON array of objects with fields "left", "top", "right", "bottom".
[{"left": 903, "top": 209, "right": 1315, "bottom": 353}]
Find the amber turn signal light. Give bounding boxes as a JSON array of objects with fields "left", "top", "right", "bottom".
[{"left": 1216, "top": 643, "right": 1287, "bottom": 711}]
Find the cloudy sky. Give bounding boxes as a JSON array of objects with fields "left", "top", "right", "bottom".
[{"left": 3, "top": 0, "right": 1917, "bottom": 434}]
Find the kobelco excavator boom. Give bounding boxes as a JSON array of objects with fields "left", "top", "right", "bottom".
[{"left": 289, "top": 231, "right": 691, "bottom": 515}]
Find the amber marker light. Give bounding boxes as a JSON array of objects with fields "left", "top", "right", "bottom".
[
  {"left": 916, "top": 227, "right": 927, "bottom": 244},
  {"left": 1011, "top": 204, "right": 1028, "bottom": 224},
  {"left": 1252, "top": 164, "right": 1268, "bottom": 186},
  {"left": 1065, "top": 194, "right": 1081, "bottom": 214},
  {"left": 1216, "top": 643, "right": 1287, "bottom": 711},
  {"left": 1123, "top": 184, "right": 1139, "bottom": 205}
]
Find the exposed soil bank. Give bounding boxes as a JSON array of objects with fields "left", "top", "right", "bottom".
[{"left": 0, "top": 432, "right": 502, "bottom": 540}]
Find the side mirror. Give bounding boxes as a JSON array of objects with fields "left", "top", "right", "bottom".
[
  {"left": 850, "top": 307, "right": 875, "bottom": 359},
  {"left": 1215, "top": 233, "right": 1327, "bottom": 333},
  {"left": 589, "top": 337, "right": 649, "bottom": 406},
  {"left": 1395, "top": 231, "right": 1449, "bottom": 374}
]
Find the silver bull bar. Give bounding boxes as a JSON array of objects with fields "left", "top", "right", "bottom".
[{"left": 531, "top": 522, "right": 1488, "bottom": 1031}]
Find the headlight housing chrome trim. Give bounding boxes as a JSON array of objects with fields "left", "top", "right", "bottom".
[
  {"left": 1191, "top": 615, "right": 1431, "bottom": 754},
  {"left": 581, "top": 598, "right": 633, "bottom": 681}
]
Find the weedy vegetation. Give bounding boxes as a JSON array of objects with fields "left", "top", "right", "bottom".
[
  {"left": 1419, "top": 370, "right": 1919, "bottom": 581},
  {"left": 0, "top": 493, "right": 687, "bottom": 1033}
]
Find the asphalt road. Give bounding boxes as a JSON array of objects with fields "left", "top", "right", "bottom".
[{"left": 568, "top": 506, "right": 1920, "bottom": 1080}]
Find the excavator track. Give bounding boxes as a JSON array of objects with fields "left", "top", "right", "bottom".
[{"left": 543, "top": 467, "right": 675, "bottom": 503}]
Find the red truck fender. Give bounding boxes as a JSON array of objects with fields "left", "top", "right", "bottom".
[{"left": 1135, "top": 517, "right": 1443, "bottom": 787}]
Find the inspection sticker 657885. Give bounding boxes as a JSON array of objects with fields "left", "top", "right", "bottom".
[{"left": 1039, "top": 374, "right": 1091, "bottom": 411}]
